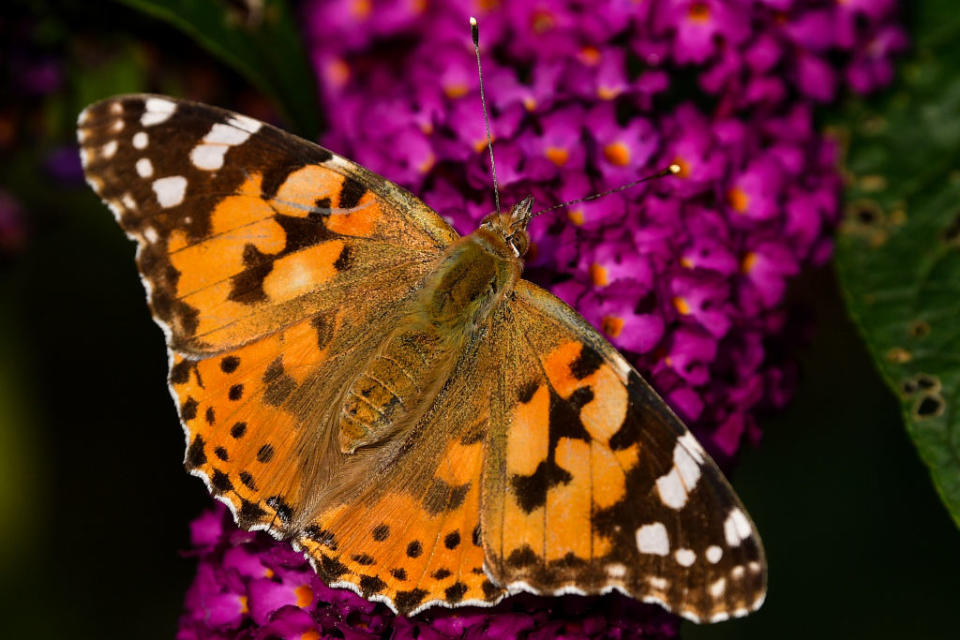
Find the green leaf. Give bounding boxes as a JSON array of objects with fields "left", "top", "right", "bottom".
[
  {"left": 116, "top": 0, "right": 320, "bottom": 138},
  {"left": 833, "top": 0, "right": 960, "bottom": 528}
]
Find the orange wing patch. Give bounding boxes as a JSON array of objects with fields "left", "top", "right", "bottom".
[
  {"left": 77, "top": 95, "right": 453, "bottom": 355},
  {"left": 486, "top": 338, "right": 629, "bottom": 587},
  {"left": 171, "top": 313, "right": 337, "bottom": 530},
  {"left": 297, "top": 435, "right": 501, "bottom": 614},
  {"left": 272, "top": 164, "right": 382, "bottom": 238}
]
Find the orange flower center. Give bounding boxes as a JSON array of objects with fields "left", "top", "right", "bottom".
[
  {"left": 350, "top": 0, "right": 371, "bottom": 19},
  {"left": 597, "top": 86, "right": 621, "bottom": 100},
  {"left": 474, "top": 136, "right": 493, "bottom": 153},
  {"left": 579, "top": 46, "right": 602, "bottom": 65},
  {"left": 532, "top": 9, "right": 556, "bottom": 33},
  {"left": 545, "top": 146, "right": 569, "bottom": 166},
  {"left": 444, "top": 83, "right": 469, "bottom": 99},
  {"left": 728, "top": 187, "right": 750, "bottom": 213},
  {"left": 673, "top": 297, "right": 692, "bottom": 315},
  {"left": 325, "top": 58, "right": 350, "bottom": 89},
  {"left": 568, "top": 208, "right": 585, "bottom": 226},
  {"left": 603, "top": 142, "right": 631, "bottom": 167},
  {"left": 740, "top": 251, "right": 758, "bottom": 274},
  {"left": 688, "top": 2, "right": 710, "bottom": 22},
  {"left": 590, "top": 263, "right": 609, "bottom": 286},
  {"left": 601, "top": 315, "right": 625, "bottom": 337},
  {"left": 417, "top": 151, "right": 436, "bottom": 174},
  {"left": 295, "top": 584, "right": 314, "bottom": 607}
]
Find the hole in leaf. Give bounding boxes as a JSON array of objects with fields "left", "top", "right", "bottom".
[
  {"left": 901, "top": 378, "right": 919, "bottom": 396},
  {"left": 852, "top": 201, "right": 882, "bottom": 226},
  {"left": 943, "top": 211, "right": 960, "bottom": 244},
  {"left": 914, "top": 373, "right": 941, "bottom": 393},
  {"left": 913, "top": 393, "right": 945, "bottom": 420},
  {"left": 908, "top": 320, "right": 931, "bottom": 338}
]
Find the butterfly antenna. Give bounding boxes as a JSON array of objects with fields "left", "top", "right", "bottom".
[
  {"left": 471, "top": 16, "right": 501, "bottom": 215},
  {"left": 531, "top": 163, "right": 681, "bottom": 218}
]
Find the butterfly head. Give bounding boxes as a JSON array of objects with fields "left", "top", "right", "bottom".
[{"left": 479, "top": 196, "right": 533, "bottom": 258}]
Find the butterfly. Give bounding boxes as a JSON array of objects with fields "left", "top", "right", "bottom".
[{"left": 77, "top": 94, "right": 766, "bottom": 623}]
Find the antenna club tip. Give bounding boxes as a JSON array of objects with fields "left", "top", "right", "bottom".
[
  {"left": 470, "top": 16, "right": 477, "bottom": 26},
  {"left": 668, "top": 163, "right": 681, "bottom": 175}
]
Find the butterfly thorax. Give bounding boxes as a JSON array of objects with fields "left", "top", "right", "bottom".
[{"left": 337, "top": 201, "right": 530, "bottom": 454}]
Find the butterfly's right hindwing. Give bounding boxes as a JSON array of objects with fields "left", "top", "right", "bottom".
[{"left": 481, "top": 280, "right": 767, "bottom": 623}]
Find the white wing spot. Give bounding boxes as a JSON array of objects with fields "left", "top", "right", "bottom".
[
  {"left": 80, "top": 147, "right": 95, "bottom": 168},
  {"left": 731, "top": 565, "right": 746, "bottom": 579},
  {"left": 228, "top": 114, "right": 262, "bottom": 134},
  {"left": 205, "top": 122, "right": 251, "bottom": 145},
  {"left": 655, "top": 467, "right": 687, "bottom": 510},
  {"left": 110, "top": 102, "right": 123, "bottom": 115},
  {"left": 141, "top": 98, "right": 176, "bottom": 126},
  {"left": 133, "top": 132, "right": 148, "bottom": 149},
  {"left": 706, "top": 545, "right": 723, "bottom": 564},
  {"left": 136, "top": 157, "right": 154, "bottom": 178},
  {"left": 748, "top": 561, "right": 762, "bottom": 574},
  {"left": 647, "top": 576, "right": 668, "bottom": 590},
  {"left": 191, "top": 144, "right": 228, "bottom": 171},
  {"left": 106, "top": 199, "right": 123, "bottom": 218},
  {"left": 190, "top": 121, "right": 254, "bottom": 171},
  {"left": 152, "top": 175, "right": 187, "bottom": 208},
  {"left": 675, "top": 548, "right": 696, "bottom": 567},
  {"left": 678, "top": 432, "right": 706, "bottom": 463},
  {"left": 102, "top": 140, "right": 118, "bottom": 159},
  {"left": 111, "top": 119, "right": 124, "bottom": 132},
  {"left": 673, "top": 442, "right": 701, "bottom": 491},
  {"left": 709, "top": 577, "right": 727, "bottom": 598},
  {"left": 122, "top": 193, "right": 136, "bottom": 210},
  {"left": 724, "top": 508, "right": 751, "bottom": 547},
  {"left": 732, "top": 508, "right": 751, "bottom": 538},
  {"left": 605, "top": 563, "right": 627, "bottom": 579},
  {"left": 635, "top": 522, "right": 669, "bottom": 556}
]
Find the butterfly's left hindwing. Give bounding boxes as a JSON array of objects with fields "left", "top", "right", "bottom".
[{"left": 481, "top": 281, "right": 767, "bottom": 623}]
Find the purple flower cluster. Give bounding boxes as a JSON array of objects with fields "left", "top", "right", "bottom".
[
  {"left": 178, "top": 503, "right": 679, "bottom": 639},
  {"left": 304, "top": 0, "right": 904, "bottom": 457},
  {"left": 179, "top": 0, "right": 906, "bottom": 637}
]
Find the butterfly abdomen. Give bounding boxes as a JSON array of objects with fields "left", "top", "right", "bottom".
[
  {"left": 338, "top": 231, "right": 519, "bottom": 454},
  {"left": 338, "top": 325, "right": 455, "bottom": 453}
]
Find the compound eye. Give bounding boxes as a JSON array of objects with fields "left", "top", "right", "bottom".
[{"left": 510, "top": 233, "right": 529, "bottom": 257}]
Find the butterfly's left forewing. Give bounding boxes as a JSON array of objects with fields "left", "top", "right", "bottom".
[
  {"left": 481, "top": 280, "right": 766, "bottom": 623},
  {"left": 78, "top": 95, "right": 456, "bottom": 354}
]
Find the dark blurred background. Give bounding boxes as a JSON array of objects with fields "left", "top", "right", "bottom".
[{"left": 1, "top": 1, "right": 958, "bottom": 638}]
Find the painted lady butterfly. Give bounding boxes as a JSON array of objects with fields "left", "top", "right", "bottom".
[{"left": 78, "top": 94, "right": 766, "bottom": 623}]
